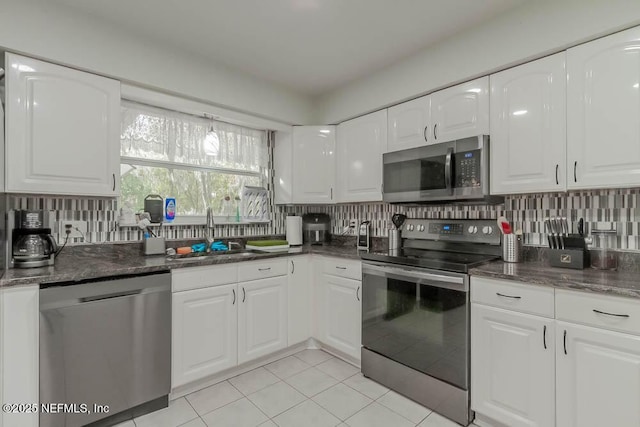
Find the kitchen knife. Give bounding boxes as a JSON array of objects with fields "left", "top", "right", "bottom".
[
  {"left": 555, "top": 217, "right": 565, "bottom": 249},
  {"left": 544, "top": 218, "right": 554, "bottom": 249}
]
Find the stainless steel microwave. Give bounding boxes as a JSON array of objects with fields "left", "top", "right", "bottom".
[{"left": 383, "top": 135, "right": 503, "bottom": 204}]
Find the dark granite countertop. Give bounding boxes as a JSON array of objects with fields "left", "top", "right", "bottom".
[
  {"left": 0, "top": 238, "right": 368, "bottom": 288},
  {"left": 470, "top": 260, "right": 640, "bottom": 299}
]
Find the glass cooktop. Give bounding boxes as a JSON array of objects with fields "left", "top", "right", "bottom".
[{"left": 360, "top": 248, "right": 499, "bottom": 273}]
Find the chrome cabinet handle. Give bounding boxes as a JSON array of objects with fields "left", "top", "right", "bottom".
[
  {"left": 593, "top": 309, "right": 630, "bottom": 318},
  {"left": 242, "top": 287, "right": 246, "bottom": 303},
  {"left": 574, "top": 161, "right": 577, "bottom": 182},
  {"left": 291, "top": 260, "right": 295, "bottom": 274},
  {"left": 555, "top": 164, "right": 559, "bottom": 185},
  {"left": 330, "top": 188, "right": 333, "bottom": 200},
  {"left": 336, "top": 266, "right": 347, "bottom": 270},
  {"left": 423, "top": 125, "right": 428, "bottom": 142},
  {"left": 563, "top": 330, "right": 567, "bottom": 355},
  {"left": 232, "top": 289, "right": 236, "bottom": 305},
  {"left": 434, "top": 123, "right": 438, "bottom": 140},
  {"left": 496, "top": 292, "right": 521, "bottom": 299},
  {"left": 112, "top": 173, "right": 116, "bottom": 191},
  {"left": 543, "top": 325, "right": 547, "bottom": 349},
  {"left": 356, "top": 286, "right": 360, "bottom": 301},
  {"left": 258, "top": 267, "right": 271, "bottom": 271}
]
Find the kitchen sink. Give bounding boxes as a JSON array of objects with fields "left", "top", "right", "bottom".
[{"left": 165, "top": 248, "right": 263, "bottom": 263}]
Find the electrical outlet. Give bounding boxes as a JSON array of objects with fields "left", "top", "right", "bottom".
[
  {"left": 59, "top": 221, "right": 87, "bottom": 240},
  {"left": 349, "top": 220, "right": 357, "bottom": 228}
]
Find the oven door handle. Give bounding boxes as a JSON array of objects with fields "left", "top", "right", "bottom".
[
  {"left": 362, "top": 263, "right": 467, "bottom": 290},
  {"left": 444, "top": 147, "right": 454, "bottom": 195}
]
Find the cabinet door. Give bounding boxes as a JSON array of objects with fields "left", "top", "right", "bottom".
[
  {"left": 274, "top": 129, "right": 293, "bottom": 204},
  {"left": 490, "top": 53, "right": 567, "bottom": 194},
  {"left": 431, "top": 77, "right": 489, "bottom": 143},
  {"left": 321, "top": 274, "right": 362, "bottom": 360},
  {"left": 387, "top": 95, "right": 431, "bottom": 152},
  {"left": 336, "top": 110, "right": 386, "bottom": 203},
  {"left": 567, "top": 27, "right": 640, "bottom": 189},
  {"left": 288, "top": 256, "right": 312, "bottom": 345},
  {"left": 557, "top": 321, "right": 640, "bottom": 427},
  {"left": 238, "top": 276, "right": 287, "bottom": 364},
  {"left": 172, "top": 284, "right": 237, "bottom": 387},
  {"left": 292, "top": 126, "right": 336, "bottom": 204},
  {"left": 5, "top": 53, "right": 120, "bottom": 196},
  {"left": 2, "top": 286, "right": 39, "bottom": 427},
  {"left": 471, "top": 304, "right": 555, "bottom": 427}
]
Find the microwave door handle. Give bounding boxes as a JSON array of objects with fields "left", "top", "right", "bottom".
[{"left": 445, "top": 148, "right": 454, "bottom": 194}]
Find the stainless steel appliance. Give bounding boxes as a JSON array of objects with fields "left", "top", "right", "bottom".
[
  {"left": 40, "top": 272, "right": 171, "bottom": 427},
  {"left": 360, "top": 219, "right": 501, "bottom": 426},
  {"left": 383, "top": 135, "right": 503, "bottom": 204},
  {"left": 357, "top": 220, "right": 370, "bottom": 250},
  {"left": 9, "top": 210, "right": 57, "bottom": 268},
  {"left": 302, "top": 213, "right": 331, "bottom": 245}
]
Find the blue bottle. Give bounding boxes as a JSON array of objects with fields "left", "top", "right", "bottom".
[{"left": 165, "top": 197, "right": 176, "bottom": 222}]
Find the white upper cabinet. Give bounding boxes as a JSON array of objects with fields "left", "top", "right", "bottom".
[
  {"left": 292, "top": 126, "right": 336, "bottom": 204},
  {"left": 490, "top": 53, "right": 567, "bottom": 194},
  {"left": 273, "top": 129, "right": 293, "bottom": 204},
  {"left": 386, "top": 95, "right": 431, "bottom": 152},
  {"left": 431, "top": 76, "right": 489, "bottom": 143},
  {"left": 567, "top": 26, "right": 640, "bottom": 189},
  {"left": 5, "top": 53, "right": 120, "bottom": 196},
  {"left": 336, "top": 110, "right": 386, "bottom": 203}
]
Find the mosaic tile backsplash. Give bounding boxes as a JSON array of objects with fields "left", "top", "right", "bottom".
[{"left": 8, "top": 187, "right": 640, "bottom": 251}]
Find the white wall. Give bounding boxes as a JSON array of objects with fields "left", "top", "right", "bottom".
[
  {"left": 315, "top": 0, "right": 640, "bottom": 124},
  {"left": 0, "top": 0, "right": 314, "bottom": 126}
]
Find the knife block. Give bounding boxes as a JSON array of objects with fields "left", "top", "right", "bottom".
[{"left": 549, "top": 248, "right": 590, "bottom": 269}]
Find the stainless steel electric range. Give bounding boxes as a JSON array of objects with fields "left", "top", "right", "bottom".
[{"left": 360, "top": 218, "right": 502, "bottom": 426}]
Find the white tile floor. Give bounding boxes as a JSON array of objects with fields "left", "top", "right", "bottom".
[{"left": 118, "top": 349, "right": 471, "bottom": 427}]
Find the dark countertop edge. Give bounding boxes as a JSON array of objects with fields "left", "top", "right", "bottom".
[
  {"left": 0, "top": 245, "right": 364, "bottom": 289},
  {"left": 469, "top": 261, "right": 640, "bottom": 300}
]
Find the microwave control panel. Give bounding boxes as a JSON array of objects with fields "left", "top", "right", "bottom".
[{"left": 455, "top": 150, "right": 481, "bottom": 187}]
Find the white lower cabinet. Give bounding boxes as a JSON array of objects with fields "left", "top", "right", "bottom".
[
  {"left": 287, "top": 256, "right": 312, "bottom": 345},
  {"left": 1, "top": 286, "right": 39, "bottom": 427},
  {"left": 556, "top": 322, "right": 640, "bottom": 427},
  {"left": 316, "top": 270, "right": 362, "bottom": 361},
  {"left": 471, "top": 304, "right": 555, "bottom": 427},
  {"left": 238, "top": 276, "right": 288, "bottom": 364},
  {"left": 172, "top": 284, "right": 238, "bottom": 388}
]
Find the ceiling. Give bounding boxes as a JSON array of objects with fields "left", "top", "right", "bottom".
[{"left": 49, "top": 0, "right": 526, "bottom": 96}]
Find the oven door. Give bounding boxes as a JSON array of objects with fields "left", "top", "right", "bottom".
[
  {"left": 382, "top": 142, "right": 454, "bottom": 203},
  {"left": 361, "top": 261, "right": 469, "bottom": 390}
]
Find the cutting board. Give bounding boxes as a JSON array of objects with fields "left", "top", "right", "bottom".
[{"left": 246, "top": 240, "right": 290, "bottom": 252}]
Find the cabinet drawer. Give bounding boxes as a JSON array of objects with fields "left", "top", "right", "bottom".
[
  {"left": 172, "top": 264, "right": 237, "bottom": 292},
  {"left": 471, "top": 277, "right": 554, "bottom": 318},
  {"left": 238, "top": 258, "right": 288, "bottom": 282},
  {"left": 556, "top": 289, "right": 640, "bottom": 336},
  {"left": 322, "top": 257, "right": 362, "bottom": 280}
]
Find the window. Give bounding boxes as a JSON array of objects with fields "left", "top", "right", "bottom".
[{"left": 120, "top": 101, "right": 268, "bottom": 217}]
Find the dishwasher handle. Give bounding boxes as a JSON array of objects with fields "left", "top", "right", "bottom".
[{"left": 80, "top": 289, "right": 142, "bottom": 303}]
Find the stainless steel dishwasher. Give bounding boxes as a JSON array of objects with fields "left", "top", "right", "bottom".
[{"left": 39, "top": 272, "right": 171, "bottom": 427}]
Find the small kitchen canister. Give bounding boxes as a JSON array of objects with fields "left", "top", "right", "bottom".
[{"left": 502, "top": 234, "right": 523, "bottom": 263}]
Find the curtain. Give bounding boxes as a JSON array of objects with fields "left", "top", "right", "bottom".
[{"left": 120, "top": 101, "right": 267, "bottom": 172}]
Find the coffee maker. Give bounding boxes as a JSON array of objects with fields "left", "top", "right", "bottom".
[{"left": 9, "top": 210, "right": 57, "bottom": 268}]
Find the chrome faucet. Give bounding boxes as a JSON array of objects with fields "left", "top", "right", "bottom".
[{"left": 204, "top": 207, "right": 215, "bottom": 251}]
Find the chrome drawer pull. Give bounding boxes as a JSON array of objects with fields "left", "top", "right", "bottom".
[
  {"left": 258, "top": 267, "right": 271, "bottom": 271},
  {"left": 593, "top": 309, "right": 630, "bottom": 318},
  {"left": 336, "top": 266, "right": 347, "bottom": 270},
  {"left": 496, "top": 292, "right": 521, "bottom": 299}
]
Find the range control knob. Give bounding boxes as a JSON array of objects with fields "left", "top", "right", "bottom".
[
  {"left": 418, "top": 224, "right": 425, "bottom": 232},
  {"left": 407, "top": 224, "right": 414, "bottom": 231},
  {"left": 467, "top": 226, "right": 478, "bottom": 234},
  {"left": 482, "top": 226, "right": 493, "bottom": 235}
]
